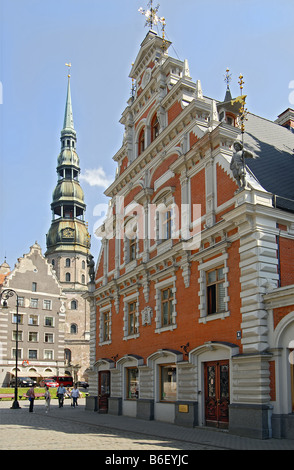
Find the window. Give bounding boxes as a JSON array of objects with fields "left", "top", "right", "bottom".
[
  {"left": 66, "top": 272, "right": 71, "bottom": 282},
  {"left": 164, "top": 210, "right": 172, "bottom": 240},
  {"left": 28, "top": 315, "right": 38, "bottom": 326},
  {"left": 128, "top": 302, "right": 138, "bottom": 336},
  {"left": 127, "top": 368, "right": 139, "bottom": 399},
  {"left": 206, "top": 267, "right": 225, "bottom": 315},
  {"left": 44, "top": 350, "right": 53, "bottom": 360},
  {"left": 17, "top": 297, "right": 24, "bottom": 307},
  {"left": 66, "top": 258, "right": 71, "bottom": 267},
  {"left": 129, "top": 237, "right": 137, "bottom": 261},
  {"left": 29, "top": 332, "right": 38, "bottom": 342},
  {"left": 103, "top": 311, "right": 110, "bottom": 342},
  {"left": 43, "top": 300, "right": 52, "bottom": 310},
  {"left": 52, "top": 259, "right": 55, "bottom": 267},
  {"left": 32, "top": 282, "right": 37, "bottom": 292},
  {"left": 161, "top": 287, "right": 173, "bottom": 327},
  {"left": 13, "top": 349, "right": 21, "bottom": 360},
  {"left": 45, "top": 316, "right": 54, "bottom": 327},
  {"left": 160, "top": 365, "right": 177, "bottom": 402},
  {"left": 82, "top": 260, "right": 85, "bottom": 269},
  {"left": 70, "top": 323, "right": 77, "bottom": 334},
  {"left": 28, "top": 350, "right": 37, "bottom": 360},
  {"left": 81, "top": 274, "right": 85, "bottom": 284},
  {"left": 12, "top": 330, "right": 22, "bottom": 342},
  {"left": 138, "top": 128, "right": 145, "bottom": 155},
  {"left": 12, "top": 313, "right": 23, "bottom": 324},
  {"left": 30, "top": 298, "right": 38, "bottom": 308},
  {"left": 151, "top": 114, "right": 160, "bottom": 142},
  {"left": 44, "top": 333, "right": 54, "bottom": 343},
  {"left": 71, "top": 300, "right": 77, "bottom": 310},
  {"left": 64, "top": 348, "right": 71, "bottom": 364}
]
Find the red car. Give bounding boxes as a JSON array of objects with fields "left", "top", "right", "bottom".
[{"left": 39, "top": 378, "right": 58, "bottom": 388}]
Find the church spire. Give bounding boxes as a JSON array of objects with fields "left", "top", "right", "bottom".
[{"left": 63, "top": 72, "right": 75, "bottom": 132}]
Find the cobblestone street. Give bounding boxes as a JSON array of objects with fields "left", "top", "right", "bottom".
[
  {"left": 1, "top": 398, "right": 294, "bottom": 452},
  {"left": 0, "top": 399, "right": 218, "bottom": 451}
]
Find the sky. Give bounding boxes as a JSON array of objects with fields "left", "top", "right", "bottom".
[{"left": 0, "top": 0, "right": 294, "bottom": 269}]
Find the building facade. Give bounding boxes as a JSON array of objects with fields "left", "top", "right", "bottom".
[
  {"left": 0, "top": 242, "right": 66, "bottom": 386},
  {"left": 45, "top": 75, "right": 91, "bottom": 382},
  {"left": 85, "top": 30, "right": 294, "bottom": 439}
]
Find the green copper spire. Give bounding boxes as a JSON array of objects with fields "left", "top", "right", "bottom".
[{"left": 45, "top": 70, "right": 90, "bottom": 258}]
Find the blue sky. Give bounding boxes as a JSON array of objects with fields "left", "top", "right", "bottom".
[{"left": 0, "top": 0, "right": 294, "bottom": 269}]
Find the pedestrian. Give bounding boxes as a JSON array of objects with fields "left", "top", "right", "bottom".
[
  {"left": 27, "top": 384, "right": 35, "bottom": 412},
  {"left": 44, "top": 385, "right": 51, "bottom": 413},
  {"left": 71, "top": 384, "right": 80, "bottom": 408},
  {"left": 57, "top": 383, "right": 66, "bottom": 408}
]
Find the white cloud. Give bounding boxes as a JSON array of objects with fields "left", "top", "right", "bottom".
[{"left": 80, "top": 167, "right": 112, "bottom": 188}]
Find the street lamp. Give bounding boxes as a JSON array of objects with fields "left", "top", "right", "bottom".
[{"left": 0, "top": 289, "right": 21, "bottom": 409}]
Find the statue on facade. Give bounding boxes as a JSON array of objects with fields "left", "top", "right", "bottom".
[
  {"left": 230, "top": 140, "right": 255, "bottom": 190},
  {"left": 87, "top": 253, "right": 95, "bottom": 283}
]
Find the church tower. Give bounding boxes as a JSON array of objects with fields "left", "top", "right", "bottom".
[{"left": 45, "top": 72, "right": 90, "bottom": 382}]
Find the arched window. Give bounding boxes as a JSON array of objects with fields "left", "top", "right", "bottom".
[
  {"left": 64, "top": 349, "right": 71, "bottom": 364},
  {"left": 66, "top": 258, "right": 71, "bottom": 267},
  {"left": 138, "top": 127, "right": 145, "bottom": 156},
  {"left": 82, "top": 260, "right": 85, "bottom": 269},
  {"left": 66, "top": 272, "right": 71, "bottom": 282},
  {"left": 71, "top": 300, "right": 77, "bottom": 310},
  {"left": 70, "top": 323, "right": 78, "bottom": 334},
  {"left": 151, "top": 113, "right": 159, "bottom": 142},
  {"left": 81, "top": 274, "right": 85, "bottom": 284}
]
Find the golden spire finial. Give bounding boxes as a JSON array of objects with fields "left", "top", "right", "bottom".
[{"left": 65, "top": 62, "right": 71, "bottom": 78}]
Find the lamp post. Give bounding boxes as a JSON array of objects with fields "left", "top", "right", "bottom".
[{"left": 0, "top": 289, "right": 21, "bottom": 409}]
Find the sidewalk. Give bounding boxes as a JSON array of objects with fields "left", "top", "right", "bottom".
[{"left": 5, "top": 398, "right": 292, "bottom": 450}]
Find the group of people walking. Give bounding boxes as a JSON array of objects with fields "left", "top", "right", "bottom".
[{"left": 27, "top": 383, "right": 81, "bottom": 413}]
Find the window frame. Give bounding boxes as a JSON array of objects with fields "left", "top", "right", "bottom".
[
  {"left": 126, "top": 367, "right": 139, "bottom": 400},
  {"left": 159, "top": 364, "right": 177, "bottom": 402},
  {"left": 161, "top": 286, "right": 174, "bottom": 327},
  {"left": 206, "top": 266, "right": 225, "bottom": 315}
]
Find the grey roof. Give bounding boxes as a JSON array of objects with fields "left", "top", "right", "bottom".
[{"left": 243, "top": 113, "right": 294, "bottom": 211}]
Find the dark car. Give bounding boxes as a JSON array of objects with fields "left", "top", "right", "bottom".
[
  {"left": 10, "top": 377, "right": 34, "bottom": 388},
  {"left": 76, "top": 381, "right": 89, "bottom": 389}
]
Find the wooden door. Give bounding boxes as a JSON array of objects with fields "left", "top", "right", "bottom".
[
  {"left": 204, "top": 360, "right": 229, "bottom": 428},
  {"left": 98, "top": 371, "right": 110, "bottom": 413}
]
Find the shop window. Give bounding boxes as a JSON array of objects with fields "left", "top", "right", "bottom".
[
  {"left": 206, "top": 267, "right": 225, "bottom": 315},
  {"left": 160, "top": 365, "right": 177, "bottom": 402},
  {"left": 126, "top": 367, "right": 139, "bottom": 399}
]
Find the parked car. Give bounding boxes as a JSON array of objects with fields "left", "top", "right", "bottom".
[
  {"left": 76, "top": 381, "right": 89, "bottom": 389},
  {"left": 39, "top": 378, "right": 59, "bottom": 388},
  {"left": 10, "top": 377, "right": 34, "bottom": 388}
]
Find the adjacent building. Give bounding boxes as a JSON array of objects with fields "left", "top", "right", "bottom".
[
  {"left": 0, "top": 242, "right": 66, "bottom": 385},
  {"left": 85, "top": 29, "right": 294, "bottom": 440}
]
